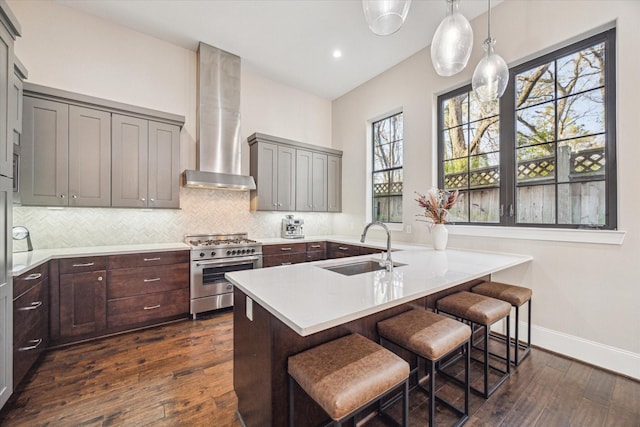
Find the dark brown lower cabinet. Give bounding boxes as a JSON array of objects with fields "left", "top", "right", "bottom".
[
  {"left": 13, "top": 263, "right": 49, "bottom": 388},
  {"left": 59, "top": 269, "right": 107, "bottom": 338}
]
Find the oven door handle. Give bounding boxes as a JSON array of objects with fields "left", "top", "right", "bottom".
[{"left": 195, "top": 256, "right": 260, "bottom": 267}]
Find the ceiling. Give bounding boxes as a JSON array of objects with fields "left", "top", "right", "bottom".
[{"left": 57, "top": 0, "right": 496, "bottom": 100}]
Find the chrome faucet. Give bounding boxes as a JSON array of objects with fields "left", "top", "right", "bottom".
[{"left": 360, "top": 221, "right": 393, "bottom": 272}]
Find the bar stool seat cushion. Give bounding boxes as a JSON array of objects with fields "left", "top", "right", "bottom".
[
  {"left": 288, "top": 333, "right": 409, "bottom": 421},
  {"left": 472, "top": 281, "right": 532, "bottom": 307},
  {"left": 378, "top": 309, "right": 471, "bottom": 360},
  {"left": 437, "top": 291, "right": 511, "bottom": 325}
]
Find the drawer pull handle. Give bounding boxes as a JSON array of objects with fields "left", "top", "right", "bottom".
[
  {"left": 280, "top": 248, "right": 292, "bottom": 251},
  {"left": 18, "top": 301, "right": 42, "bottom": 311},
  {"left": 144, "top": 304, "right": 161, "bottom": 310},
  {"left": 281, "top": 262, "right": 292, "bottom": 265},
  {"left": 338, "top": 247, "right": 349, "bottom": 250},
  {"left": 24, "top": 273, "right": 42, "bottom": 281},
  {"left": 72, "top": 262, "right": 95, "bottom": 267},
  {"left": 143, "top": 257, "right": 161, "bottom": 262},
  {"left": 19, "top": 338, "right": 43, "bottom": 352},
  {"left": 310, "top": 245, "right": 321, "bottom": 249},
  {"left": 144, "top": 278, "right": 161, "bottom": 282}
]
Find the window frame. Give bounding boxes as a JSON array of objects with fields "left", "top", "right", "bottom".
[
  {"left": 437, "top": 28, "right": 617, "bottom": 230},
  {"left": 371, "top": 112, "right": 404, "bottom": 224}
]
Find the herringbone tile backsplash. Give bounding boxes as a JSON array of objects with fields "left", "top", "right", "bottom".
[{"left": 13, "top": 188, "right": 335, "bottom": 249}]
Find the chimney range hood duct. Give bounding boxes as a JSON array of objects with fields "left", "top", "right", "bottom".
[{"left": 184, "top": 42, "right": 256, "bottom": 191}]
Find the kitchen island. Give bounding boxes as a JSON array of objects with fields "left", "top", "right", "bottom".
[{"left": 227, "top": 248, "right": 532, "bottom": 427}]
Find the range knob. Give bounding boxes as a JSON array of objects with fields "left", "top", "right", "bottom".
[
  {"left": 251, "top": 248, "right": 256, "bottom": 253},
  {"left": 241, "top": 249, "right": 246, "bottom": 254},
  {"left": 210, "top": 251, "right": 216, "bottom": 257},
  {"left": 199, "top": 252, "right": 205, "bottom": 258},
  {"left": 227, "top": 250, "right": 232, "bottom": 256},
  {"left": 232, "top": 250, "right": 237, "bottom": 255}
]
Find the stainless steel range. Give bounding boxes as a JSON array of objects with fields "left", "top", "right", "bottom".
[{"left": 186, "top": 232, "right": 262, "bottom": 319}]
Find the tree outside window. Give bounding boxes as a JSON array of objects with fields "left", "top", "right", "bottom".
[
  {"left": 372, "top": 113, "right": 403, "bottom": 223},
  {"left": 438, "top": 29, "right": 616, "bottom": 229}
]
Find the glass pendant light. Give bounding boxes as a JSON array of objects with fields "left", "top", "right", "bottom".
[
  {"left": 472, "top": 0, "right": 508, "bottom": 102},
  {"left": 431, "top": 0, "right": 473, "bottom": 77},
  {"left": 362, "top": 0, "right": 412, "bottom": 36}
]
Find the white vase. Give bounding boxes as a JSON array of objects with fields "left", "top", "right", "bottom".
[{"left": 431, "top": 224, "right": 448, "bottom": 251}]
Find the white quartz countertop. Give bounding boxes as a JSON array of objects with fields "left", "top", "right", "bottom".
[
  {"left": 226, "top": 247, "right": 532, "bottom": 337},
  {"left": 258, "top": 234, "right": 419, "bottom": 251},
  {"left": 12, "top": 242, "right": 189, "bottom": 276}
]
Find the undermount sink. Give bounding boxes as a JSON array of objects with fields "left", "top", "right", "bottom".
[{"left": 322, "top": 260, "right": 405, "bottom": 276}]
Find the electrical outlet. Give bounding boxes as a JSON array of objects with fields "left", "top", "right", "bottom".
[{"left": 246, "top": 296, "right": 253, "bottom": 321}]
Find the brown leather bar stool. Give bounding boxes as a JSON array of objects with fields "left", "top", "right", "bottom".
[
  {"left": 436, "top": 291, "right": 511, "bottom": 399},
  {"left": 378, "top": 309, "right": 471, "bottom": 427},
  {"left": 288, "top": 333, "right": 410, "bottom": 427},
  {"left": 472, "top": 281, "right": 532, "bottom": 365}
]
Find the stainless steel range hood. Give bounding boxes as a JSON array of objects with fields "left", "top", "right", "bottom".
[{"left": 184, "top": 42, "right": 256, "bottom": 191}]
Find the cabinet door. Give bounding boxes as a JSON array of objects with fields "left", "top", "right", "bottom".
[
  {"left": 277, "top": 145, "right": 296, "bottom": 211},
  {"left": 59, "top": 270, "right": 106, "bottom": 337},
  {"left": 148, "top": 121, "right": 180, "bottom": 208},
  {"left": 0, "top": 23, "right": 11, "bottom": 178},
  {"left": 68, "top": 106, "right": 111, "bottom": 207},
  {"left": 254, "top": 142, "right": 278, "bottom": 210},
  {"left": 21, "top": 97, "right": 69, "bottom": 206},
  {"left": 111, "top": 114, "right": 148, "bottom": 208},
  {"left": 295, "top": 149, "right": 312, "bottom": 212},
  {"left": 328, "top": 155, "right": 342, "bottom": 212},
  {"left": 312, "top": 153, "right": 327, "bottom": 212},
  {"left": 0, "top": 178, "right": 11, "bottom": 407},
  {"left": 10, "top": 69, "right": 22, "bottom": 150}
]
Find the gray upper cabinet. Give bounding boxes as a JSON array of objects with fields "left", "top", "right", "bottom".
[
  {"left": 20, "top": 84, "right": 184, "bottom": 209},
  {"left": 148, "top": 121, "right": 180, "bottom": 208},
  {"left": 296, "top": 149, "right": 327, "bottom": 212},
  {"left": 248, "top": 133, "right": 341, "bottom": 213},
  {"left": 111, "top": 114, "right": 148, "bottom": 208},
  {"left": 328, "top": 154, "right": 342, "bottom": 212},
  {"left": 0, "top": 21, "right": 12, "bottom": 178},
  {"left": 21, "top": 98, "right": 110, "bottom": 207},
  {"left": 250, "top": 141, "right": 295, "bottom": 211},
  {"left": 21, "top": 97, "right": 69, "bottom": 206},
  {"left": 69, "top": 106, "right": 111, "bottom": 206},
  {"left": 112, "top": 115, "right": 180, "bottom": 209}
]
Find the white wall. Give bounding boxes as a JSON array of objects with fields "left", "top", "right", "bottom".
[
  {"left": 332, "top": 0, "right": 640, "bottom": 378},
  {"left": 8, "top": 0, "right": 334, "bottom": 246}
]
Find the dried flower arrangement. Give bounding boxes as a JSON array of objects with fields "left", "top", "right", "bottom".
[{"left": 415, "top": 188, "right": 461, "bottom": 225}]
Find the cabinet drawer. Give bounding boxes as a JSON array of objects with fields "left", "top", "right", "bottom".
[
  {"left": 306, "top": 251, "right": 326, "bottom": 262},
  {"left": 108, "top": 250, "right": 189, "bottom": 269},
  {"left": 13, "top": 311, "right": 47, "bottom": 388},
  {"left": 14, "top": 262, "right": 48, "bottom": 299},
  {"left": 108, "top": 288, "right": 189, "bottom": 329},
  {"left": 14, "top": 279, "right": 49, "bottom": 350},
  {"left": 306, "top": 242, "right": 326, "bottom": 252},
  {"left": 327, "top": 243, "right": 359, "bottom": 258},
  {"left": 262, "top": 243, "right": 306, "bottom": 256},
  {"left": 108, "top": 263, "right": 189, "bottom": 299},
  {"left": 59, "top": 256, "right": 107, "bottom": 274},
  {"left": 359, "top": 246, "right": 384, "bottom": 255},
  {"left": 263, "top": 253, "right": 307, "bottom": 268}
]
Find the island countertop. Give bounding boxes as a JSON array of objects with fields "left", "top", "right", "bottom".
[{"left": 226, "top": 247, "right": 532, "bottom": 336}]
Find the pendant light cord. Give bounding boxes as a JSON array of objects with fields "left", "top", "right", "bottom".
[{"left": 487, "top": 0, "right": 492, "bottom": 40}]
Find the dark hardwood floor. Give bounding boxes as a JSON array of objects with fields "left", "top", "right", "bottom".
[{"left": 1, "top": 310, "right": 638, "bottom": 426}]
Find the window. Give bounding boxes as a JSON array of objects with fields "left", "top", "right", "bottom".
[
  {"left": 438, "top": 29, "right": 616, "bottom": 229},
  {"left": 372, "top": 112, "right": 403, "bottom": 223}
]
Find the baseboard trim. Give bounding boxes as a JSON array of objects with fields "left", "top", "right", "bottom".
[{"left": 530, "top": 322, "right": 639, "bottom": 380}]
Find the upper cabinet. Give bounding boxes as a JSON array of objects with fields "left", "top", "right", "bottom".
[
  {"left": 327, "top": 154, "right": 342, "bottom": 212},
  {"left": 112, "top": 115, "right": 180, "bottom": 208},
  {"left": 20, "top": 84, "right": 184, "bottom": 208},
  {"left": 250, "top": 141, "right": 296, "bottom": 211},
  {"left": 22, "top": 99, "right": 111, "bottom": 207},
  {"left": 248, "top": 133, "right": 342, "bottom": 213}
]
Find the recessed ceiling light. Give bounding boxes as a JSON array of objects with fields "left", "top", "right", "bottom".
[{"left": 332, "top": 49, "right": 342, "bottom": 59}]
